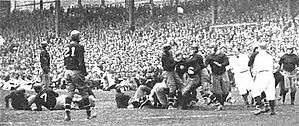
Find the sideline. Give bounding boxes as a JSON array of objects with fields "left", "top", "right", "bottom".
[{"left": 142, "top": 113, "right": 251, "bottom": 120}]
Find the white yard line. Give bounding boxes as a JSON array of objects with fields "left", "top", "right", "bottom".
[
  {"left": 142, "top": 113, "right": 251, "bottom": 120},
  {"left": 0, "top": 111, "right": 286, "bottom": 125}
]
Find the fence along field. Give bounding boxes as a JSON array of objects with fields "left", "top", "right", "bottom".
[{"left": 9, "top": 0, "right": 175, "bottom": 11}]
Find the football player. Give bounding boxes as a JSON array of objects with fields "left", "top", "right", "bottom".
[
  {"left": 5, "top": 88, "right": 35, "bottom": 110},
  {"left": 63, "top": 30, "right": 95, "bottom": 121},
  {"left": 33, "top": 84, "right": 97, "bottom": 111}
]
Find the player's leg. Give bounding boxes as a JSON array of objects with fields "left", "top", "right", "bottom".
[
  {"left": 148, "top": 81, "right": 168, "bottom": 109},
  {"left": 252, "top": 73, "right": 265, "bottom": 115},
  {"left": 237, "top": 72, "right": 253, "bottom": 106},
  {"left": 41, "top": 73, "right": 50, "bottom": 89},
  {"left": 65, "top": 84, "right": 75, "bottom": 121},
  {"left": 64, "top": 71, "right": 76, "bottom": 121},
  {"left": 174, "top": 72, "right": 184, "bottom": 108},
  {"left": 26, "top": 95, "right": 36, "bottom": 110},
  {"left": 181, "top": 75, "right": 200, "bottom": 109},
  {"left": 53, "top": 95, "right": 67, "bottom": 110},
  {"left": 79, "top": 86, "right": 97, "bottom": 119},
  {"left": 290, "top": 77, "right": 297, "bottom": 105},
  {"left": 164, "top": 72, "right": 178, "bottom": 109},
  {"left": 265, "top": 75, "right": 276, "bottom": 115},
  {"left": 73, "top": 71, "right": 95, "bottom": 119},
  {"left": 221, "top": 73, "right": 231, "bottom": 106},
  {"left": 133, "top": 85, "right": 151, "bottom": 101},
  {"left": 154, "top": 86, "right": 168, "bottom": 108},
  {"left": 242, "top": 91, "right": 250, "bottom": 107},
  {"left": 211, "top": 75, "right": 224, "bottom": 110}
]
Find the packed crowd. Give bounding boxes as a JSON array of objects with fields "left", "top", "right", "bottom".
[{"left": 0, "top": 0, "right": 299, "bottom": 88}]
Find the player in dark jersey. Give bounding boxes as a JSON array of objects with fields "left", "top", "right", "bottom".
[
  {"left": 63, "top": 30, "right": 95, "bottom": 121},
  {"left": 5, "top": 88, "right": 35, "bottom": 110},
  {"left": 33, "top": 85, "right": 59, "bottom": 111},
  {"left": 40, "top": 41, "right": 51, "bottom": 88},
  {"left": 278, "top": 45, "right": 299, "bottom": 105},
  {"left": 32, "top": 84, "right": 96, "bottom": 111}
]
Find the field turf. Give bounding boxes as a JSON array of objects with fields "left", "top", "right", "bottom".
[{"left": 1, "top": 88, "right": 299, "bottom": 126}]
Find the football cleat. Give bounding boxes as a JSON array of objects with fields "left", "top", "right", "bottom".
[
  {"left": 64, "top": 115, "right": 71, "bottom": 121},
  {"left": 168, "top": 105, "right": 177, "bottom": 110},
  {"left": 253, "top": 108, "right": 263, "bottom": 115},
  {"left": 270, "top": 111, "right": 276, "bottom": 115},
  {"left": 214, "top": 104, "right": 223, "bottom": 111},
  {"left": 139, "top": 99, "right": 152, "bottom": 109},
  {"left": 87, "top": 113, "right": 97, "bottom": 120}
]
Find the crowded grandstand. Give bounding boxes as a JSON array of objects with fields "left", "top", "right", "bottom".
[{"left": 1, "top": 0, "right": 299, "bottom": 123}]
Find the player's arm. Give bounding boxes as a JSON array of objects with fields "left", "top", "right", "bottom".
[
  {"left": 34, "top": 100, "right": 43, "bottom": 111},
  {"left": 198, "top": 55, "right": 205, "bottom": 70},
  {"left": 51, "top": 90, "right": 59, "bottom": 97},
  {"left": 161, "top": 54, "right": 177, "bottom": 70},
  {"left": 221, "top": 54, "right": 229, "bottom": 67},
  {"left": 248, "top": 52, "right": 258, "bottom": 67},
  {"left": 205, "top": 55, "right": 213, "bottom": 67},
  {"left": 278, "top": 55, "right": 285, "bottom": 70}
]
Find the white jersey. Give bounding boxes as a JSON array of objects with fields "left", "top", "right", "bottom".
[
  {"left": 232, "top": 53, "right": 250, "bottom": 73},
  {"left": 232, "top": 53, "right": 254, "bottom": 95},
  {"left": 252, "top": 50, "right": 274, "bottom": 73},
  {"left": 251, "top": 50, "right": 276, "bottom": 100}
]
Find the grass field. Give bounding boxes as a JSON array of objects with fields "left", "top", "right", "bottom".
[{"left": 1, "top": 88, "right": 299, "bottom": 126}]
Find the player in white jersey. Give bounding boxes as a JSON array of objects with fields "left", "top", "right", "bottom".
[
  {"left": 231, "top": 49, "right": 254, "bottom": 107},
  {"left": 251, "top": 43, "right": 276, "bottom": 115}
]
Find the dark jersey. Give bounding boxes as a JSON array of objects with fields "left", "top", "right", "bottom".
[
  {"left": 5, "top": 89, "right": 30, "bottom": 110},
  {"left": 279, "top": 53, "right": 299, "bottom": 72},
  {"left": 185, "top": 54, "right": 205, "bottom": 75},
  {"left": 161, "top": 51, "right": 176, "bottom": 72},
  {"left": 175, "top": 60, "right": 187, "bottom": 79},
  {"left": 205, "top": 53, "right": 229, "bottom": 75},
  {"left": 35, "top": 89, "right": 59, "bottom": 110},
  {"left": 40, "top": 49, "right": 50, "bottom": 74},
  {"left": 115, "top": 92, "right": 131, "bottom": 108},
  {"left": 63, "top": 42, "right": 87, "bottom": 74}
]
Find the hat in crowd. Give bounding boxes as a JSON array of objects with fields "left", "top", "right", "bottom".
[
  {"left": 41, "top": 41, "right": 48, "bottom": 46},
  {"left": 191, "top": 43, "right": 198, "bottom": 48},
  {"left": 286, "top": 45, "right": 294, "bottom": 49},
  {"left": 175, "top": 51, "right": 182, "bottom": 56},
  {"left": 146, "top": 66, "right": 155, "bottom": 73},
  {"left": 259, "top": 42, "right": 267, "bottom": 49},
  {"left": 163, "top": 43, "right": 171, "bottom": 50},
  {"left": 70, "top": 30, "right": 80, "bottom": 37}
]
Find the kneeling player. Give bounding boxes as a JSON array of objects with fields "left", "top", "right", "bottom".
[
  {"left": 33, "top": 85, "right": 96, "bottom": 112},
  {"left": 5, "top": 88, "right": 36, "bottom": 110}
]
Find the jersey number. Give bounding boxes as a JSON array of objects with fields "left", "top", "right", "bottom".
[
  {"left": 40, "top": 93, "right": 47, "bottom": 102},
  {"left": 64, "top": 47, "right": 76, "bottom": 57}
]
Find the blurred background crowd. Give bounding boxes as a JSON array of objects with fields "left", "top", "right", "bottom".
[{"left": 0, "top": 0, "right": 299, "bottom": 89}]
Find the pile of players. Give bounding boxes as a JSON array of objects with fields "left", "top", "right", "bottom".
[
  {"left": 4, "top": 84, "right": 97, "bottom": 112},
  {"left": 125, "top": 44, "right": 225, "bottom": 110},
  {"left": 5, "top": 30, "right": 98, "bottom": 121},
  {"left": 124, "top": 42, "right": 299, "bottom": 116}
]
